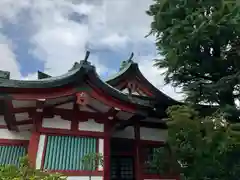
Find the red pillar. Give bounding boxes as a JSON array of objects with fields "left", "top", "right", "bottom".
[
  {"left": 28, "top": 102, "right": 43, "bottom": 168},
  {"left": 28, "top": 131, "right": 40, "bottom": 167},
  {"left": 134, "top": 122, "right": 142, "bottom": 180},
  {"left": 104, "top": 122, "right": 111, "bottom": 180}
]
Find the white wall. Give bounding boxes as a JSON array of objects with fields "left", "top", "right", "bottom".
[
  {"left": 36, "top": 135, "right": 46, "bottom": 169},
  {"left": 0, "top": 116, "right": 6, "bottom": 125},
  {"left": 98, "top": 139, "right": 104, "bottom": 170},
  {"left": 112, "top": 126, "right": 135, "bottom": 139},
  {"left": 42, "top": 116, "right": 71, "bottom": 130},
  {"left": 0, "top": 129, "right": 31, "bottom": 140},
  {"left": 140, "top": 127, "right": 167, "bottom": 142},
  {"left": 78, "top": 119, "right": 104, "bottom": 132}
]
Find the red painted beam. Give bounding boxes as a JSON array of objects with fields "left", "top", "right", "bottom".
[
  {"left": 0, "top": 139, "right": 28, "bottom": 146},
  {"left": 13, "top": 107, "right": 35, "bottom": 113},
  {"left": 10, "top": 87, "right": 76, "bottom": 100},
  {"left": 39, "top": 127, "right": 105, "bottom": 138},
  {"left": 15, "top": 119, "right": 33, "bottom": 125},
  {"left": 53, "top": 108, "right": 106, "bottom": 122}
]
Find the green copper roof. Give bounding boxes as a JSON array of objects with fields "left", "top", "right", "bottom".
[
  {"left": 0, "top": 70, "right": 10, "bottom": 79},
  {"left": 106, "top": 60, "right": 133, "bottom": 82},
  {"left": 37, "top": 71, "right": 51, "bottom": 79},
  {"left": 0, "top": 60, "right": 96, "bottom": 88}
]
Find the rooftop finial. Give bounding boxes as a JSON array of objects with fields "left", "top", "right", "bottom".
[
  {"left": 84, "top": 51, "right": 90, "bottom": 62},
  {"left": 128, "top": 52, "right": 134, "bottom": 62}
]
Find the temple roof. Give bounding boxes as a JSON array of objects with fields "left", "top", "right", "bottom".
[
  {"left": 0, "top": 52, "right": 216, "bottom": 132},
  {"left": 0, "top": 52, "right": 180, "bottom": 108}
]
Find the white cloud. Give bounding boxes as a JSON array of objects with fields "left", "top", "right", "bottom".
[
  {"left": 0, "top": 34, "right": 21, "bottom": 79},
  {"left": 0, "top": 0, "right": 182, "bottom": 100},
  {"left": 138, "top": 55, "right": 184, "bottom": 101}
]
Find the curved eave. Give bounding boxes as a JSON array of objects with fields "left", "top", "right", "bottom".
[
  {"left": 0, "top": 67, "right": 87, "bottom": 90},
  {"left": 0, "top": 63, "right": 155, "bottom": 112},
  {"left": 105, "top": 61, "right": 133, "bottom": 86},
  {"left": 106, "top": 61, "right": 180, "bottom": 106},
  {"left": 87, "top": 71, "right": 156, "bottom": 110}
]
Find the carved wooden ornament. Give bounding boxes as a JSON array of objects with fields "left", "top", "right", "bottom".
[
  {"left": 128, "top": 81, "right": 137, "bottom": 93},
  {"left": 76, "top": 92, "right": 89, "bottom": 105}
]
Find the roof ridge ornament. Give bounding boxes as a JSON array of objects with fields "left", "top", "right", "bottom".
[
  {"left": 128, "top": 52, "right": 134, "bottom": 62},
  {"left": 0, "top": 70, "right": 10, "bottom": 79},
  {"left": 84, "top": 51, "right": 90, "bottom": 62},
  {"left": 119, "top": 52, "right": 134, "bottom": 71},
  {"left": 79, "top": 51, "right": 96, "bottom": 71},
  {"left": 80, "top": 51, "right": 91, "bottom": 66}
]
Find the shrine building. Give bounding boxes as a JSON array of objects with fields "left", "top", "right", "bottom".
[{"left": 0, "top": 52, "right": 180, "bottom": 180}]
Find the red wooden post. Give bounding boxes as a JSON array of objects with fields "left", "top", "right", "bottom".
[
  {"left": 104, "top": 122, "right": 111, "bottom": 180},
  {"left": 28, "top": 131, "right": 40, "bottom": 167},
  {"left": 134, "top": 122, "right": 142, "bottom": 180}
]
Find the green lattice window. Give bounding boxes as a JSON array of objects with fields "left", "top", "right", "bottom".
[
  {"left": 43, "top": 136, "right": 97, "bottom": 170},
  {"left": 0, "top": 145, "right": 26, "bottom": 166}
]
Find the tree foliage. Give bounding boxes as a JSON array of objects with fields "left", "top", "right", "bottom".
[
  {"left": 82, "top": 153, "right": 104, "bottom": 180},
  {"left": 0, "top": 156, "right": 66, "bottom": 180},
  {"left": 147, "top": 0, "right": 240, "bottom": 121},
  {"left": 162, "top": 105, "right": 240, "bottom": 180},
  {"left": 82, "top": 153, "right": 103, "bottom": 171}
]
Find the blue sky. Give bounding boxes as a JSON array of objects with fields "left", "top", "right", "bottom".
[{"left": 0, "top": 0, "right": 182, "bottom": 100}]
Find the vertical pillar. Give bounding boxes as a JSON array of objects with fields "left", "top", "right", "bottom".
[
  {"left": 104, "top": 122, "right": 111, "bottom": 180},
  {"left": 134, "top": 122, "right": 142, "bottom": 180},
  {"left": 28, "top": 99, "right": 44, "bottom": 167},
  {"left": 28, "top": 111, "right": 41, "bottom": 167},
  {"left": 28, "top": 131, "right": 40, "bottom": 167}
]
